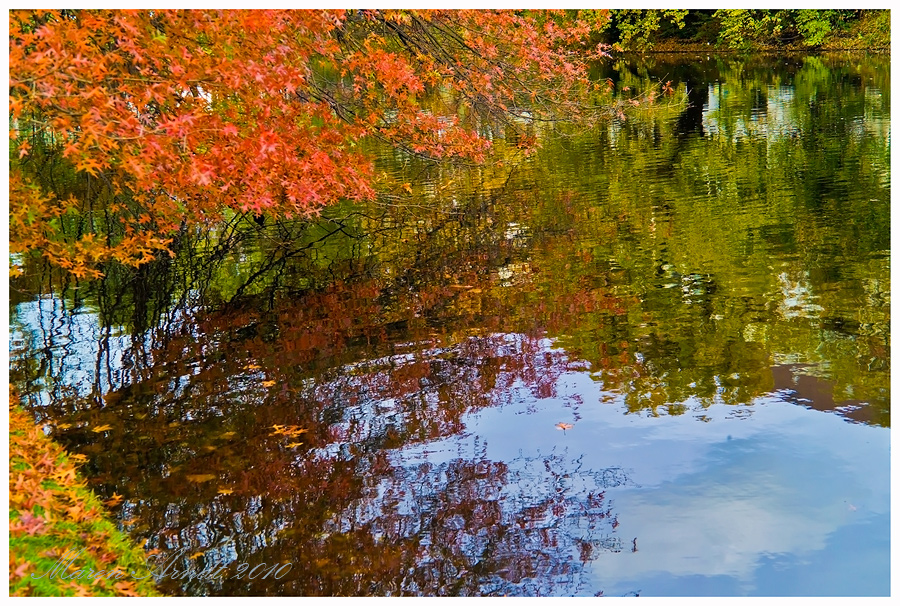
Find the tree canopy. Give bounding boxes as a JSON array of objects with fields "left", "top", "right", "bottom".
[{"left": 9, "top": 9, "right": 611, "bottom": 278}]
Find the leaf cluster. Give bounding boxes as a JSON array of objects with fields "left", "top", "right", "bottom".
[
  {"left": 10, "top": 9, "right": 612, "bottom": 279},
  {"left": 9, "top": 386, "right": 161, "bottom": 597}
]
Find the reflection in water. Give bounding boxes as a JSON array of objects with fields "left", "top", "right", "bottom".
[{"left": 9, "top": 52, "right": 890, "bottom": 596}]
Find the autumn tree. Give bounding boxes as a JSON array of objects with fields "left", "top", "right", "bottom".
[{"left": 9, "top": 9, "right": 613, "bottom": 278}]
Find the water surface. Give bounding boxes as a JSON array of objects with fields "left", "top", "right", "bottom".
[{"left": 9, "top": 52, "right": 890, "bottom": 596}]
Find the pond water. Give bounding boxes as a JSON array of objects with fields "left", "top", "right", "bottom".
[{"left": 9, "top": 53, "right": 890, "bottom": 596}]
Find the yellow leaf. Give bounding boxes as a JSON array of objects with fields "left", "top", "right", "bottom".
[
  {"left": 65, "top": 505, "right": 87, "bottom": 522},
  {"left": 51, "top": 468, "right": 77, "bottom": 483},
  {"left": 188, "top": 552, "right": 205, "bottom": 560},
  {"left": 186, "top": 474, "right": 217, "bottom": 483},
  {"left": 286, "top": 442, "right": 304, "bottom": 448},
  {"left": 272, "top": 425, "right": 308, "bottom": 437},
  {"left": 261, "top": 380, "right": 277, "bottom": 388},
  {"left": 104, "top": 493, "right": 124, "bottom": 507},
  {"left": 555, "top": 422, "right": 574, "bottom": 431},
  {"left": 92, "top": 424, "right": 113, "bottom": 433},
  {"left": 76, "top": 158, "right": 103, "bottom": 176},
  {"left": 217, "top": 488, "right": 234, "bottom": 495}
]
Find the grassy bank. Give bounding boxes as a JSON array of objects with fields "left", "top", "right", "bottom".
[{"left": 9, "top": 388, "right": 161, "bottom": 596}]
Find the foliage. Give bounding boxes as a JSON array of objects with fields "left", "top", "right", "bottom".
[
  {"left": 792, "top": 9, "right": 839, "bottom": 47},
  {"left": 9, "top": 387, "right": 161, "bottom": 596},
  {"left": 712, "top": 9, "right": 846, "bottom": 49},
  {"left": 712, "top": 9, "right": 779, "bottom": 50},
  {"left": 823, "top": 9, "right": 891, "bottom": 50},
  {"left": 589, "top": 9, "right": 688, "bottom": 50},
  {"left": 589, "top": 9, "right": 886, "bottom": 51},
  {"left": 9, "top": 9, "right": 611, "bottom": 279}
]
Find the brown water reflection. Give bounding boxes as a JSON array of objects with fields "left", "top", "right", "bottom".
[{"left": 48, "top": 330, "right": 630, "bottom": 595}]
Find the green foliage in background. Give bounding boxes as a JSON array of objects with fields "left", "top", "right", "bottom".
[
  {"left": 593, "top": 9, "right": 689, "bottom": 50},
  {"left": 587, "top": 9, "right": 887, "bottom": 51}
]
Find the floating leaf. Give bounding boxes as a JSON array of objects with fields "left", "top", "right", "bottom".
[
  {"left": 104, "top": 493, "right": 125, "bottom": 508},
  {"left": 261, "top": 380, "right": 277, "bottom": 388},
  {"left": 186, "top": 474, "right": 216, "bottom": 483},
  {"left": 92, "top": 424, "right": 113, "bottom": 433},
  {"left": 555, "top": 422, "right": 574, "bottom": 431},
  {"left": 272, "top": 425, "right": 309, "bottom": 438},
  {"left": 217, "top": 488, "right": 234, "bottom": 495}
]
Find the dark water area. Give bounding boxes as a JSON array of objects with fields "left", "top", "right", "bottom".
[{"left": 9, "top": 53, "right": 890, "bottom": 596}]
